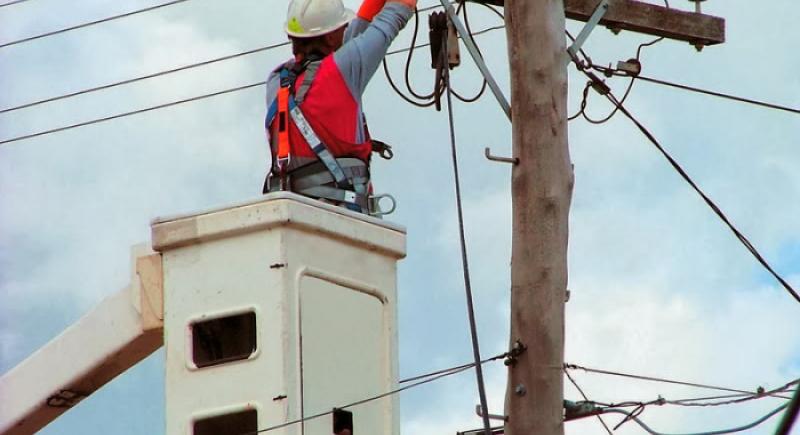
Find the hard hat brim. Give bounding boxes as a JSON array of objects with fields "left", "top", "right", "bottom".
[{"left": 285, "top": 7, "right": 355, "bottom": 38}]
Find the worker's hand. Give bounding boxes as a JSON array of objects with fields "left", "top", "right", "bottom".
[{"left": 387, "top": 0, "right": 417, "bottom": 10}]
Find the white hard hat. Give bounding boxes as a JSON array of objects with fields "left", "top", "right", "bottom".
[{"left": 285, "top": 0, "right": 355, "bottom": 38}]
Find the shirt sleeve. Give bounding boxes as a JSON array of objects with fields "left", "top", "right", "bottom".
[
  {"left": 344, "top": 16, "right": 371, "bottom": 41},
  {"left": 334, "top": 2, "right": 413, "bottom": 100}
]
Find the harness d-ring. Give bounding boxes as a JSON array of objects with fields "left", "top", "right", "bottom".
[{"left": 369, "top": 193, "right": 397, "bottom": 218}]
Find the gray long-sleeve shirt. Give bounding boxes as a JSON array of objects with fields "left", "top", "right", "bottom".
[{"left": 266, "top": 3, "right": 413, "bottom": 144}]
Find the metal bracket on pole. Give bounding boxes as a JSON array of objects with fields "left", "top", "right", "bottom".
[
  {"left": 565, "top": 0, "right": 610, "bottom": 65},
  {"left": 476, "top": 404, "right": 509, "bottom": 421},
  {"left": 439, "top": 0, "right": 511, "bottom": 120},
  {"left": 485, "top": 147, "right": 518, "bottom": 165}
]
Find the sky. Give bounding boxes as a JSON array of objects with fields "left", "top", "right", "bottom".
[{"left": 1, "top": 0, "right": 799, "bottom": 434}]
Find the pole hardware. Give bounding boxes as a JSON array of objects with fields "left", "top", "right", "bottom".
[
  {"left": 438, "top": 0, "right": 511, "bottom": 120},
  {"left": 503, "top": 339, "right": 527, "bottom": 367},
  {"left": 688, "top": 0, "right": 706, "bottom": 14},
  {"left": 584, "top": 71, "right": 611, "bottom": 95},
  {"left": 484, "top": 147, "right": 518, "bottom": 165},
  {"left": 475, "top": 404, "right": 509, "bottom": 421},
  {"left": 687, "top": 0, "right": 709, "bottom": 52},
  {"left": 565, "top": 0, "right": 610, "bottom": 66},
  {"left": 46, "top": 389, "right": 88, "bottom": 408},
  {"left": 615, "top": 58, "right": 642, "bottom": 76},
  {"left": 514, "top": 384, "right": 527, "bottom": 396},
  {"left": 563, "top": 400, "right": 602, "bottom": 421}
]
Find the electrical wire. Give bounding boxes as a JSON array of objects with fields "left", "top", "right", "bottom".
[
  {"left": 0, "top": 26, "right": 507, "bottom": 146},
  {"left": 564, "top": 368, "right": 614, "bottom": 435},
  {"left": 0, "top": 42, "right": 291, "bottom": 115},
  {"left": 399, "top": 351, "right": 508, "bottom": 384},
  {"left": 565, "top": 363, "right": 794, "bottom": 399},
  {"left": 667, "top": 391, "right": 796, "bottom": 406},
  {"left": 0, "top": 81, "right": 265, "bottom": 146},
  {"left": 449, "top": 1, "right": 488, "bottom": 103},
  {"left": 775, "top": 387, "right": 800, "bottom": 435},
  {"left": 1, "top": 2, "right": 443, "bottom": 114},
  {"left": 587, "top": 62, "right": 800, "bottom": 117},
  {"left": 593, "top": 80, "right": 800, "bottom": 304},
  {"left": 383, "top": 1, "right": 504, "bottom": 107},
  {"left": 664, "top": 379, "right": 799, "bottom": 407},
  {"left": 600, "top": 403, "right": 789, "bottom": 435},
  {"left": 245, "top": 365, "right": 474, "bottom": 434},
  {"left": 0, "top": 0, "right": 192, "bottom": 49},
  {"left": 236, "top": 351, "right": 508, "bottom": 435},
  {"left": 441, "top": 29, "right": 493, "bottom": 435},
  {"left": 634, "top": 74, "right": 800, "bottom": 116},
  {"left": 382, "top": 6, "right": 438, "bottom": 107},
  {"left": 0, "top": 0, "right": 31, "bottom": 8}
]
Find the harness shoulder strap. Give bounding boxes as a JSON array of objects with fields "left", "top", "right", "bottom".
[{"left": 295, "top": 60, "right": 322, "bottom": 104}]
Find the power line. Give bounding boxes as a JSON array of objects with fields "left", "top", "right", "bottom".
[
  {"left": 775, "top": 387, "right": 800, "bottom": 435},
  {"left": 0, "top": 0, "right": 31, "bottom": 8},
  {"left": 587, "top": 62, "right": 800, "bottom": 117},
  {"left": 440, "top": 25, "right": 493, "bottom": 435},
  {"left": 382, "top": 2, "right": 502, "bottom": 108},
  {"left": 0, "top": 81, "right": 265, "bottom": 146},
  {"left": 667, "top": 391, "right": 796, "bottom": 407},
  {"left": 635, "top": 74, "right": 800, "bottom": 116},
  {"left": 0, "top": 3, "right": 460, "bottom": 115},
  {"left": 0, "top": 42, "right": 290, "bottom": 114},
  {"left": 600, "top": 403, "right": 789, "bottom": 435},
  {"left": 588, "top": 73, "right": 800, "bottom": 304},
  {"left": 0, "top": 24, "right": 506, "bottom": 146},
  {"left": 664, "top": 379, "right": 799, "bottom": 407},
  {"left": 238, "top": 351, "right": 508, "bottom": 435},
  {"left": 565, "top": 363, "right": 793, "bottom": 399},
  {"left": 399, "top": 351, "right": 508, "bottom": 384},
  {"left": 0, "top": 0, "right": 192, "bottom": 49}
]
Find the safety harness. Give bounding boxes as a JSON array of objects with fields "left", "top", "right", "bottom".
[{"left": 263, "top": 55, "right": 392, "bottom": 215}]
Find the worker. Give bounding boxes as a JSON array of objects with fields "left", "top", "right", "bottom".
[{"left": 263, "top": 0, "right": 416, "bottom": 215}]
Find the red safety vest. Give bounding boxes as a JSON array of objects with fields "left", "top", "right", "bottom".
[{"left": 267, "top": 55, "right": 372, "bottom": 172}]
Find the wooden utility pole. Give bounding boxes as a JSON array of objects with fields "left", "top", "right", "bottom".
[
  {"left": 499, "top": 1, "right": 725, "bottom": 434},
  {"left": 504, "top": 0, "right": 571, "bottom": 434}
]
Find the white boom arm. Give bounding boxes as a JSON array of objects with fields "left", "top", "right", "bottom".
[{"left": 0, "top": 249, "right": 164, "bottom": 435}]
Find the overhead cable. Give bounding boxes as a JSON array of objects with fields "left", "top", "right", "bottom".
[
  {"left": 0, "top": 26, "right": 506, "bottom": 146},
  {"left": 664, "top": 379, "right": 799, "bottom": 406},
  {"left": 382, "top": 2, "right": 504, "bottom": 107},
  {"left": 237, "top": 351, "right": 508, "bottom": 435},
  {"left": 775, "top": 387, "right": 800, "bottom": 435},
  {"left": 586, "top": 63, "right": 800, "bottom": 117},
  {"left": 565, "top": 363, "right": 794, "bottom": 399},
  {"left": 600, "top": 403, "right": 788, "bottom": 435},
  {"left": 0, "top": 3, "right": 457, "bottom": 115},
  {"left": 0, "top": 42, "right": 290, "bottom": 115},
  {"left": 0, "top": 0, "right": 30, "bottom": 8},
  {"left": 440, "top": 27, "right": 493, "bottom": 435},
  {"left": 635, "top": 74, "right": 800, "bottom": 116},
  {"left": 583, "top": 70, "right": 800, "bottom": 304},
  {"left": 0, "top": 81, "right": 265, "bottom": 146},
  {"left": 0, "top": 0, "right": 192, "bottom": 49}
]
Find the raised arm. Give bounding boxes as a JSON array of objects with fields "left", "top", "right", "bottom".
[{"left": 335, "top": 0, "right": 415, "bottom": 99}]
